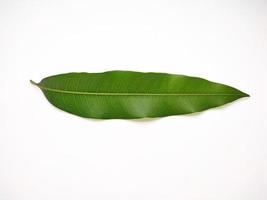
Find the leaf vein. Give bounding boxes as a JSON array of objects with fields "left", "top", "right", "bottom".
[{"left": 32, "top": 82, "right": 245, "bottom": 96}]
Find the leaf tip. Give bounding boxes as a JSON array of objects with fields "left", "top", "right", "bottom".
[{"left": 242, "top": 92, "right": 250, "bottom": 97}]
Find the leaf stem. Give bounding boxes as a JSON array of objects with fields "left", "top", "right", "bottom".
[{"left": 30, "top": 80, "right": 39, "bottom": 86}]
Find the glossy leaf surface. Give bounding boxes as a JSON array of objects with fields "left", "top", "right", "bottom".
[{"left": 31, "top": 71, "right": 248, "bottom": 119}]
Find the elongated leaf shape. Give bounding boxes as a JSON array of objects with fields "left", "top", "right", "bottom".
[{"left": 31, "top": 71, "right": 249, "bottom": 119}]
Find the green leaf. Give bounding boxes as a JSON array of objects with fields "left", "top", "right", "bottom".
[{"left": 31, "top": 71, "right": 249, "bottom": 119}]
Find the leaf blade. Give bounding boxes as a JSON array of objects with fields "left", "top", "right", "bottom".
[{"left": 31, "top": 71, "right": 249, "bottom": 119}]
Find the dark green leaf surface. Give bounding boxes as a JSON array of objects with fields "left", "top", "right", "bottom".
[{"left": 31, "top": 71, "right": 249, "bottom": 119}]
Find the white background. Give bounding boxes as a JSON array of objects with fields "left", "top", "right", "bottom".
[{"left": 1, "top": 0, "right": 267, "bottom": 199}]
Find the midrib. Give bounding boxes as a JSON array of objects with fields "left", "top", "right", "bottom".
[{"left": 31, "top": 81, "right": 245, "bottom": 96}]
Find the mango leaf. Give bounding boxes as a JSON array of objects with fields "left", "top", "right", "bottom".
[{"left": 31, "top": 71, "right": 249, "bottom": 119}]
